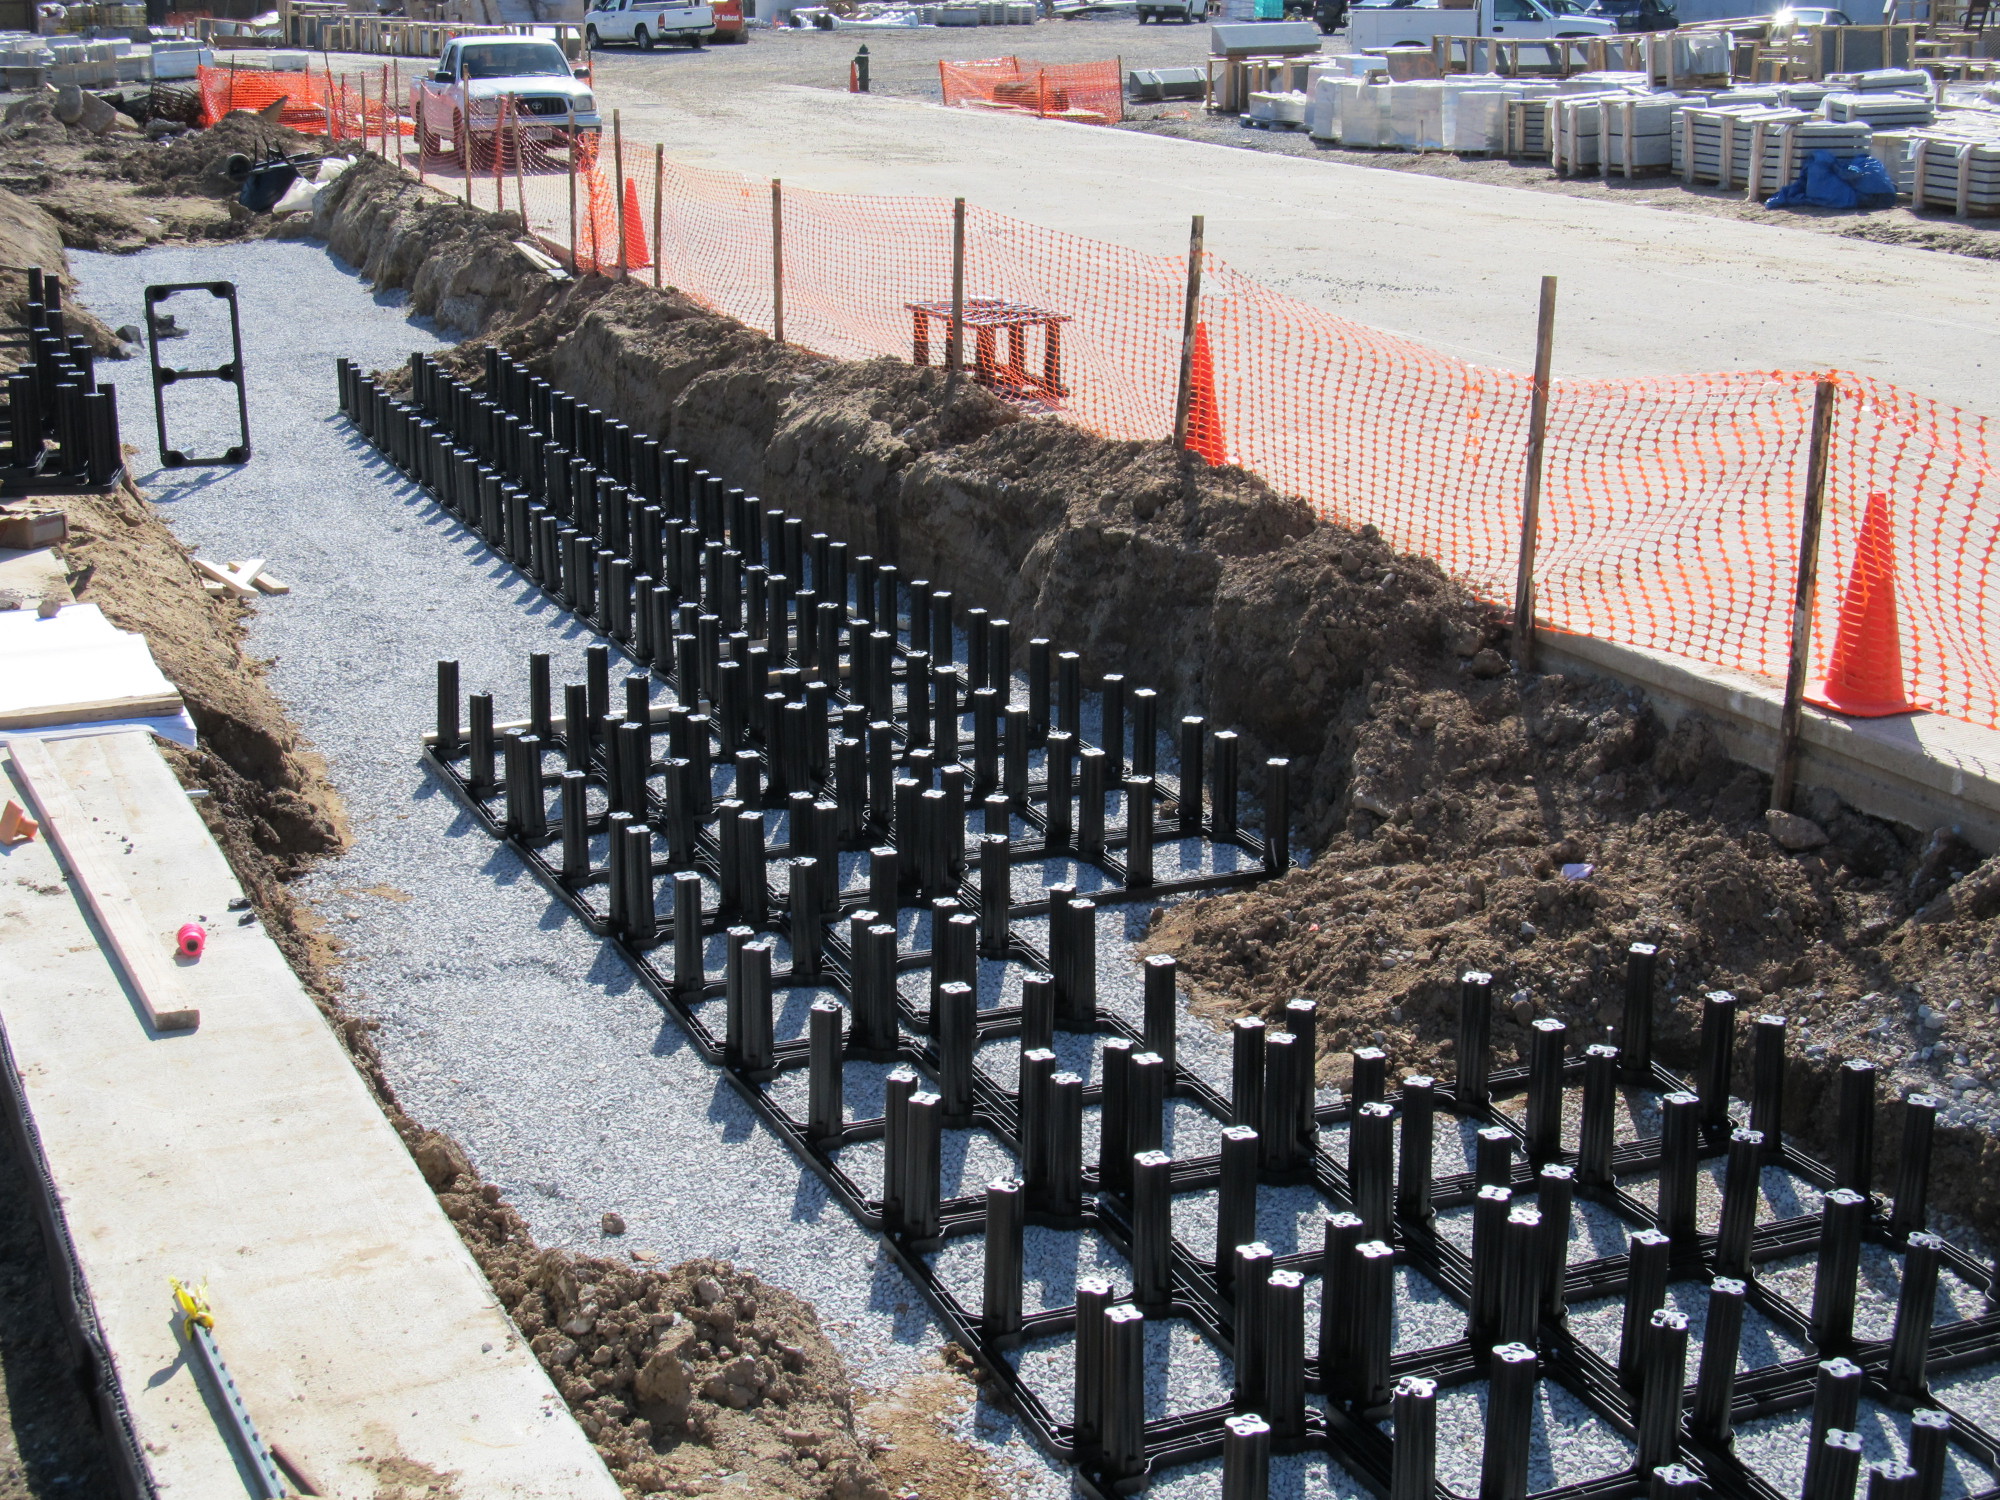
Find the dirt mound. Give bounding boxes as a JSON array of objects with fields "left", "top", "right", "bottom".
[
  {"left": 419, "top": 1133, "right": 894, "bottom": 1499},
  {"left": 314, "top": 154, "right": 565, "bottom": 334},
  {"left": 120, "top": 110, "right": 332, "bottom": 199}
]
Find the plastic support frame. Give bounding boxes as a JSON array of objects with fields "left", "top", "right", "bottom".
[
  {"left": 145, "top": 281, "right": 251, "bottom": 468},
  {"left": 343, "top": 352, "right": 2000, "bottom": 1500}
]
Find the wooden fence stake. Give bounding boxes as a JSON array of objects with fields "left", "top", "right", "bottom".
[
  {"left": 614, "top": 108, "right": 627, "bottom": 282},
  {"left": 1772, "top": 378, "right": 1840, "bottom": 814},
  {"left": 771, "top": 178, "right": 785, "bottom": 345},
  {"left": 653, "top": 144, "right": 664, "bottom": 289},
  {"left": 1511, "top": 274, "right": 1558, "bottom": 672},
  {"left": 1172, "top": 214, "right": 1206, "bottom": 451},
  {"left": 947, "top": 196, "right": 965, "bottom": 385}
]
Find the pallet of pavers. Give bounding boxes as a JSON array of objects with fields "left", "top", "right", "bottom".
[
  {"left": 1673, "top": 104, "right": 1806, "bottom": 186},
  {"left": 0, "top": 728, "right": 622, "bottom": 1500},
  {"left": 1822, "top": 89, "right": 1935, "bottom": 128},
  {"left": 1908, "top": 132, "right": 2000, "bottom": 214}
]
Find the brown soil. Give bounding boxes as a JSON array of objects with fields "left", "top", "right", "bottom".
[
  {"left": 317, "top": 155, "right": 2000, "bottom": 1243},
  {"left": 0, "top": 98, "right": 343, "bottom": 256},
  {"left": 413, "top": 1131, "right": 922, "bottom": 1500}
]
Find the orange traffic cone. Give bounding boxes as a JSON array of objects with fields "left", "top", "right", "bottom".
[
  {"left": 1807, "top": 490, "right": 1924, "bottom": 717},
  {"left": 621, "top": 178, "right": 652, "bottom": 272},
  {"left": 1184, "top": 321, "right": 1225, "bottom": 466}
]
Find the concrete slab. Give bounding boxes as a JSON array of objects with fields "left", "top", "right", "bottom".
[
  {"left": 1544, "top": 630, "right": 2000, "bottom": 849},
  {"left": 0, "top": 728, "right": 620, "bottom": 1500},
  {"left": 577, "top": 83, "right": 2000, "bottom": 417}
]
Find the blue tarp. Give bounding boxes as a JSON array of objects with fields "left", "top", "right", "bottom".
[{"left": 1764, "top": 149, "right": 1900, "bottom": 211}]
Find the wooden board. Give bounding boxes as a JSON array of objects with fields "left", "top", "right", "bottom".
[{"left": 7, "top": 734, "right": 199, "bottom": 1031}]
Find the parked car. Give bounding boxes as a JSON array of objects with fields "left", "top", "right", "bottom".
[
  {"left": 413, "top": 37, "right": 600, "bottom": 168},
  {"left": 1582, "top": 0, "right": 1679, "bottom": 30},
  {"left": 1769, "top": 5, "right": 1853, "bottom": 29},
  {"left": 1136, "top": 0, "right": 1204, "bottom": 22},
  {"left": 1344, "top": 0, "right": 1615, "bottom": 51},
  {"left": 583, "top": 0, "right": 715, "bottom": 49}
]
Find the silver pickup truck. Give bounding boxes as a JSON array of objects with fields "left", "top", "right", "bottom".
[{"left": 412, "top": 37, "right": 600, "bottom": 167}]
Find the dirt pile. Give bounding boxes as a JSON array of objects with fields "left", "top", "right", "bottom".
[
  {"left": 313, "top": 153, "right": 567, "bottom": 334},
  {"left": 414, "top": 1132, "right": 901, "bottom": 1500},
  {"left": 0, "top": 100, "right": 357, "bottom": 254},
  {"left": 321, "top": 161, "right": 2000, "bottom": 1234}
]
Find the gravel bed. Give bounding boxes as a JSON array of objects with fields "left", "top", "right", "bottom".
[{"left": 64, "top": 239, "right": 1342, "bottom": 1495}]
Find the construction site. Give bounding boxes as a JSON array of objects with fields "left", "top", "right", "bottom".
[{"left": 1, "top": 0, "right": 1999, "bottom": 1494}]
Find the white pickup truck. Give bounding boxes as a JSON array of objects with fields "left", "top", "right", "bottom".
[
  {"left": 1345, "top": 0, "right": 1616, "bottom": 49},
  {"left": 413, "top": 37, "right": 600, "bottom": 167},
  {"left": 583, "top": 0, "right": 715, "bottom": 49}
]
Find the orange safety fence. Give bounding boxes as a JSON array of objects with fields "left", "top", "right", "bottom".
[
  {"left": 346, "top": 126, "right": 2000, "bottom": 738},
  {"left": 938, "top": 57, "right": 1124, "bottom": 124},
  {"left": 197, "top": 63, "right": 414, "bottom": 139}
]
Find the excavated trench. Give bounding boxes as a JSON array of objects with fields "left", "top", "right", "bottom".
[{"left": 319, "top": 151, "right": 2000, "bottom": 1247}]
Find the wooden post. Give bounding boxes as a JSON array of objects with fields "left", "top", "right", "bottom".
[
  {"left": 494, "top": 93, "right": 507, "bottom": 212},
  {"left": 415, "top": 91, "right": 426, "bottom": 185},
  {"left": 653, "top": 144, "right": 665, "bottom": 289},
  {"left": 461, "top": 86, "right": 473, "bottom": 205},
  {"left": 614, "top": 109, "right": 627, "bottom": 281},
  {"left": 770, "top": 178, "right": 785, "bottom": 344},
  {"left": 1511, "top": 275, "right": 1558, "bottom": 671},
  {"left": 391, "top": 56, "right": 400, "bottom": 162},
  {"left": 513, "top": 99, "right": 528, "bottom": 222},
  {"left": 1171, "top": 214, "right": 1205, "bottom": 451},
  {"left": 567, "top": 107, "right": 578, "bottom": 267},
  {"left": 948, "top": 196, "right": 965, "bottom": 383},
  {"left": 1772, "top": 378, "right": 1839, "bottom": 815},
  {"left": 358, "top": 70, "right": 368, "bottom": 156}
]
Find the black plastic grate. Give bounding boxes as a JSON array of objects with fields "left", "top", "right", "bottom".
[{"left": 338, "top": 349, "right": 2000, "bottom": 1500}]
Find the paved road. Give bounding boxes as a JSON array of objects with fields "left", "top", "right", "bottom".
[{"left": 565, "top": 43, "right": 2000, "bottom": 416}]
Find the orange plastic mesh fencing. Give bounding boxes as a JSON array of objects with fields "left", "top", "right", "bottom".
[
  {"left": 358, "top": 133, "right": 2000, "bottom": 737},
  {"left": 196, "top": 63, "right": 413, "bottom": 137},
  {"left": 938, "top": 58, "right": 1124, "bottom": 124}
]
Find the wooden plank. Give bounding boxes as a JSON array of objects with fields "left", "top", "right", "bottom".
[
  {"left": 192, "top": 556, "right": 258, "bottom": 597},
  {"left": 0, "top": 693, "right": 185, "bottom": 731},
  {"left": 8, "top": 735, "right": 200, "bottom": 1031}
]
